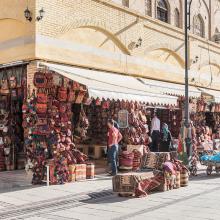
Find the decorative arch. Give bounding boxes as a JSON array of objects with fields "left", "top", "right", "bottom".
[
  {"left": 199, "top": 61, "right": 220, "bottom": 72},
  {"left": 58, "top": 22, "right": 130, "bottom": 55},
  {"left": 145, "top": 44, "right": 184, "bottom": 68}
]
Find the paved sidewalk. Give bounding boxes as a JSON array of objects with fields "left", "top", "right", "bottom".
[{"left": 0, "top": 170, "right": 220, "bottom": 220}]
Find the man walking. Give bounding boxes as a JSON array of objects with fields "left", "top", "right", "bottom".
[{"left": 107, "top": 119, "right": 122, "bottom": 176}]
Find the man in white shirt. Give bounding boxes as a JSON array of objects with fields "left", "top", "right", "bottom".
[{"left": 151, "top": 113, "right": 161, "bottom": 152}]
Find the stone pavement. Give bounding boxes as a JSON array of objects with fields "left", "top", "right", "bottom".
[{"left": 0, "top": 170, "right": 220, "bottom": 220}]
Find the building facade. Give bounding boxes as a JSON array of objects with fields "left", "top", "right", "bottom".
[{"left": 0, "top": 0, "right": 220, "bottom": 89}]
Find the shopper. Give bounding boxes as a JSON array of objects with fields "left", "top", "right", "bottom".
[
  {"left": 107, "top": 119, "right": 122, "bottom": 176},
  {"left": 106, "top": 119, "right": 120, "bottom": 172},
  {"left": 151, "top": 112, "right": 161, "bottom": 152},
  {"left": 160, "top": 123, "right": 172, "bottom": 152}
]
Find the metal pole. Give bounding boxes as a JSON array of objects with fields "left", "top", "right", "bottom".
[
  {"left": 185, "top": 0, "right": 192, "bottom": 164},
  {"left": 185, "top": 0, "right": 189, "bottom": 126},
  {"left": 46, "top": 165, "right": 50, "bottom": 186}
]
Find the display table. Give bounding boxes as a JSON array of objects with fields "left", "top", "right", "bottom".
[{"left": 112, "top": 171, "right": 164, "bottom": 197}]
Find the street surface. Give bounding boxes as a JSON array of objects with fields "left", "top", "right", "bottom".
[{"left": 0, "top": 169, "right": 220, "bottom": 220}]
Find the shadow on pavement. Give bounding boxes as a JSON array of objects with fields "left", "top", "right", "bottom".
[
  {"left": 0, "top": 170, "right": 42, "bottom": 194},
  {"left": 190, "top": 173, "right": 220, "bottom": 181}
]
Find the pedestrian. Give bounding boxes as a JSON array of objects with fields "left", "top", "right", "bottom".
[
  {"left": 151, "top": 112, "right": 161, "bottom": 152},
  {"left": 106, "top": 119, "right": 120, "bottom": 173},
  {"left": 107, "top": 119, "right": 122, "bottom": 176},
  {"left": 160, "top": 123, "right": 172, "bottom": 152}
]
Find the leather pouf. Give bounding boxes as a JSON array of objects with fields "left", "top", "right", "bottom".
[
  {"left": 119, "top": 151, "right": 134, "bottom": 172},
  {"left": 86, "top": 163, "right": 95, "bottom": 179},
  {"left": 75, "top": 164, "right": 86, "bottom": 181},
  {"left": 180, "top": 169, "right": 189, "bottom": 187}
]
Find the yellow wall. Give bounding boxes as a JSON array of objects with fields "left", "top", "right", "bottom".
[{"left": 0, "top": 0, "right": 35, "bottom": 64}]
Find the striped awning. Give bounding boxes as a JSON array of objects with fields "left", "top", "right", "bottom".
[{"left": 138, "top": 78, "right": 201, "bottom": 98}]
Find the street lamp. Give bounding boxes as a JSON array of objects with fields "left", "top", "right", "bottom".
[
  {"left": 36, "top": 8, "right": 45, "bottom": 21},
  {"left": 184, "top": 0, "right": 193, "bottom": 164},
  {"left": 24, "top": 7, "right": 32, "bottom": 22}
]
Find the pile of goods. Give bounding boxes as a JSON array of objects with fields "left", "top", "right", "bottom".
[
  {"left": 122, "top": 102, "right": 150, "bottom": 146},
  {"left": 119, "top": 145, "right": 148, "bottom": 172},
  {"left": 86, "top": 100, "right": 150, "bottom": 145},
  {"left": 190, "top": 112, "right": 212, "bottom": 153},
  {"left": 113, "top": 151, "right": 189, "bottom": 197},
  {"left": 0, "top": 67, "right": 26, "bottom": 171},
  {"left": 23, "top": 70, "right": 89, "bottom": 184},
  {"left": 86, "top": 99, "right": 119, "bottom": 145},
  {"left": 201, "top": 151, "right": 220, "bottom": 175},
  {"left": 156, "top": 108, "right": 181, "bottom": 139}
]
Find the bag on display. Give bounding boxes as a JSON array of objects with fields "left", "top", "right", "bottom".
[
  {"left": 9, "top": 76, "right": 17, "bottom": 89},
  {"left": 3, "top": 126, "right": 8, "bottom": 133},
  {"left": 33, "top": 125, "right": 51, "bottom": 136},
  {"left": 60, "top": 114, "right": 69, "bottom": 123},
  {"left": 67, "top": 89, "right": 76, "bottom": 102},
  {"left": 11, "top": 89, "right": 17, "bottom": 100},
  {"left": 37, "top": 93, "right": 48, "bottom": 104},
  {"left": 34, "top": 72, "right": 47, "bottom": 88},
  {"left": 59, "top": 102, "right": 67, "bottom": 114},
  {"left": 73, "top": 82, "right": 80, "bottom": 91},
  {"left": 58, "top": 86, "right": 67, "bottom": 102},
  {"left": 36, "top": 103, "right": 47, "bottom": 114},
  {"left": 75, "top": 90, "right": 86, "bottom": 104},
  {"left": 0, "top": 78, "right": 10, "bottom": 95},
  {"left": 45, "top": 72, "right": 53, "bottom": 88},
  {"left": 36, "top": 117, "right": 48, "bottom": 126}
]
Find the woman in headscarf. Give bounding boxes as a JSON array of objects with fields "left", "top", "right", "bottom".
[{"left": 160, "top": 123, "right": 172, "bottom": 152}]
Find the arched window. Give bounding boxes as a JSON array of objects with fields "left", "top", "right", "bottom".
[
  {"left": 145, "top": 0, "right": 152, "bottom": 16},
  {"left": 122, "top": 0, "right": 129, "bottom": 7},
  {"left": 193, "top": 15, "right": 205, "bottom": 38},
  {"left": 174, "top": 8, "right": 180, "bottom": 28},
  {"left": 157, "top": 0, "right": 169, "bottom": 23}
]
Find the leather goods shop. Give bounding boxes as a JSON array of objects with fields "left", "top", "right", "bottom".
[{"left": 1, "top": 61, "right": 220, "bottom": 186}]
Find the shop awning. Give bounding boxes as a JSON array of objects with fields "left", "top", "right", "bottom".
[
  {"left": 40, "top": 62, "right": 178, "bottom": 106},
  {"left": 138, "top": 78, "right": 201, "bottom": 98},
  {"left": 198, "top": 88, "right": 220, "bottom": 103}
]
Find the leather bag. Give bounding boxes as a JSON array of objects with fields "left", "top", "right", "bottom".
[
  {"left": 57, "top": 86, "right": 67, "bottom": 102},
  {"left": 34, "top": 72, "right": 47, "bottom": 88},
  {"left": 9, "top": 76, "right": 17, "bottom": 89},
  {"left": 36, "top": 103, "right": 47, "bottom": 114},
  {"left": 37, "top": 93, "right": 48, "bottom": 104}
]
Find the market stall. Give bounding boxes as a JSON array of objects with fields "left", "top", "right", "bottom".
[
  {"left": 0, "top": 61, "right": 202, "bottom": 188},
  {"left": 0, "top": 65, "right": 26, "bottom": 171},
  {"left": 20, "top": 62, "right": 178, "bottom": 185}
]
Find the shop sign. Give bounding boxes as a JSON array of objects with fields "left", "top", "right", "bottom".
[{"left": 118, "top": 110, "right": 128, "bottom": 128}]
